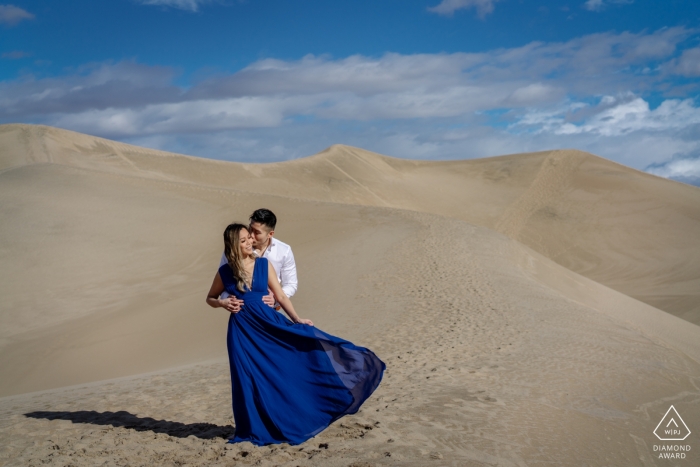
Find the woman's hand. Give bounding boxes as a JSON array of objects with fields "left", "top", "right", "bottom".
[
  {"left": 219, "top": 297, "right": 243, "bottom": 313},
  {"left": 294, "top": 318, "right": 314, "bottom": 326}
]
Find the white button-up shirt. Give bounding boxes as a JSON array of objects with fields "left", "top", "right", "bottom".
[{"left": 219, "top": 237, "right": 298, "bottom": 298}]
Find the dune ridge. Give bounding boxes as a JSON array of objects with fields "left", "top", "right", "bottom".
[{"left": 2, "top": 124, "right": 699, "bottom": 325}]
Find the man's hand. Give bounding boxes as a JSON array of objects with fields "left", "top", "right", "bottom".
[
  {"left": 219, "top": 297, "right": 243, "bottom": 313},
  {"left": 262, "top": 289, "right": 276, "bottom": 308}
]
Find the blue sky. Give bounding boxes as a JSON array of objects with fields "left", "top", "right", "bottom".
[{"left": 2, "top": 0, "right": 700, "bottom": 184}]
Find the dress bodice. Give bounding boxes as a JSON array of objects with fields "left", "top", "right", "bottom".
[{"left": 219, "top": 257, "right": 268, "bottom": 300}]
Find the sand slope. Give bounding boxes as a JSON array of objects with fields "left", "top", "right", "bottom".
[
  {"left": 1, "top": 124, "right": 699, "bottom": 466},
  {"left": 2, "top": 124, "right": 699, "bottom": 325},
  {"left": 1, "top": 211, "right": 699, "bottom": 466},
  {"left": 0, "top": 161, "right": 416, "bottom": 396}
]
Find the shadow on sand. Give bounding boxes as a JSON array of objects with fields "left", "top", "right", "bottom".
[{"left": 25, "top": 410, "right": 235, "bottom": 440}]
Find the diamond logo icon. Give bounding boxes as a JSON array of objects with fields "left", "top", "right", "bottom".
[{"left": 654, "top": 405, "right": 691, "bottom": 441}]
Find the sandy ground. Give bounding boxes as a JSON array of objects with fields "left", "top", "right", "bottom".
[{"left": 1, "top": 124, "right": 699, "bottom": 466}]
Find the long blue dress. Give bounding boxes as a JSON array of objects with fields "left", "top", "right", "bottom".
[{"left": 219, "top": 257, "right": 385, "bottom": 446}]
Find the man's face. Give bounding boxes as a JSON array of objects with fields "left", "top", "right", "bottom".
[{"left": 249, "top": 221, "right": 273, "bottom": 249}]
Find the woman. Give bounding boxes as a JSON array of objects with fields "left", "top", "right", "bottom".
[{"left": 206, "top": 223, "right": 385, "bottom": 446}]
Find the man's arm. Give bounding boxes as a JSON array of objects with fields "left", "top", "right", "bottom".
[
  {"left": 279, "top": 248, "right": 298, "bottom": 298},
  {"left": 266, "top": 261, "right": 312, "bottom": 326}
]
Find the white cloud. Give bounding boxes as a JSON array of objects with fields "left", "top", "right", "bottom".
[
  {"left": 508, "top": 83, "right": 558, "bottom": 105},
  {"left": 668, "top": 47, "right": 700, "bottom": 77},
  {"left": 0, "top": 61, "right": 180, "bottom": 117},
  {"left": 646, "top": 154, "right": 700, "bottom": 186},
  {"left": 136, "top": 0, "right": 213, "bottom": 12},
  {"left": 53, "top": 95, "right": 319, "bottom": 136},
  {"left": 3, "top": 27, "right": 692, "bottom": 126},
  {"left": 2, "top": 27, "right": 699, "bottom": 174},
  {"left": 1, "top": 50, "right": 30, "bottom": 59},
  {"left": 515, "top": 95, "right": 700, "bottom": 137},
  {"left": 0, "top": 4, "right": 34, "bottom": 26},
  {"left": 647, "top": 156, "right": 700, "bottom": 179},
  {"left": 427, "top": 0, "right": 501, "bottom": 18},
  {"left": 583, "top": 0, "right": 604, "bottom": 11},
  {"left": 583, "top": 0, "right": 633, "bottom": 12}
]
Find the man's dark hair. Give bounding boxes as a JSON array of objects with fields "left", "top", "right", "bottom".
[{"left": 249, "top": 208, "right": 277, "bottom": 231}]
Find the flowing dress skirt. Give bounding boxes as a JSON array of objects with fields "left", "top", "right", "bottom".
[{"left": 220, "top": 258, "right": 385, "bottom": 446}]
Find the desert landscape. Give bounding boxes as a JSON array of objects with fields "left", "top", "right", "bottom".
[{"left": 1, "top": 123, "right": 699, "bottom": 466}]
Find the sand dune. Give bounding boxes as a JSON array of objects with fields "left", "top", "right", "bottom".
[
  {"left": 2, "top": 124, "right": 699, "bottom": 325},
  {"left": 0, "top": 161, "right": 415, "bottom": 396},
  {"left": 1, "top": 124, "right": 699, "bottom": 466}
]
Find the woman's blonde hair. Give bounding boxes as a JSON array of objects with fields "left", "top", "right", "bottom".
[{"left": 223, "top": 223, "right": 250, "bottom": 293}]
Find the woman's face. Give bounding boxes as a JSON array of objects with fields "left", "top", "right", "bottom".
[{"left": 239, "top": 228, "right": 254, "bottom": 257}]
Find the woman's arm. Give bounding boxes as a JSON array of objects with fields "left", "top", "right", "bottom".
[
  {"left": 267, "top": 260, "right": 313, "bottom": 326},
  {"left": 206, "top": 272, "right": 242, "bottom": 313}
]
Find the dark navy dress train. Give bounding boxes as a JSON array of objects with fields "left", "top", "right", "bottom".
[{"left": 219, "top": 257, "right": 385, "bottom": 446}]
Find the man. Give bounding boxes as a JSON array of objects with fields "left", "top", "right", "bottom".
[{"left": 219, "top": 208, "right": 298, "bottom": 313}]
